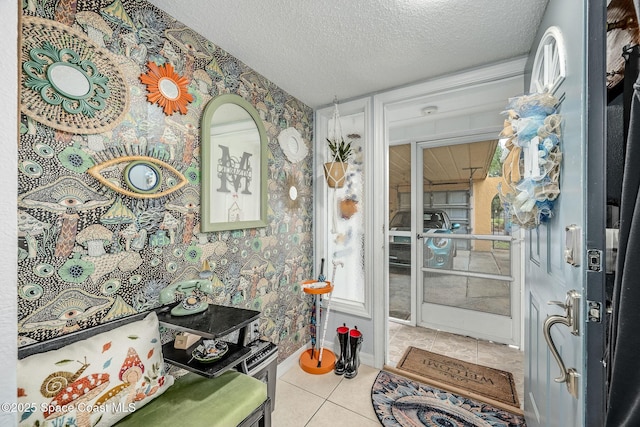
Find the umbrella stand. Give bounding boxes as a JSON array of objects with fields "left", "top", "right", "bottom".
[
  {"left": 299, "top": 272, "right": 337, "bottom": 375},
  {"left": 317, "top": 260, "right": 343, "bottom": 367},
  {"left": 310, "top": 258, "right": 325, "bottom": 359},
  {"left": 309, "top": 293, "right": 316, "bottom": 359}
]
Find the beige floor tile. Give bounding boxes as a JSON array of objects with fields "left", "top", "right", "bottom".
[
  {"left": 430, "top": 330, "right": 478, "bottom": 363},
  {"left": 279, "top": 363, "right": 344, "bottom": 399},
  {"left": 392, "top": 323, "right": 438, "bottom": 345},
  {"left": 386, "top": 346, "right": 406, "bottom": 367},
  {"left": 306, "top": 401, "right": 381, "bottom": 427},
  {"left": 272, "top": 380, "right": 325, "bottom": 427},
  {"left": 477, "top": 339, "right": 522, "bottom": 366},
  {"left": 476, "top": 339, "right": 524, "bottom": 405},
  {"left": 387, "top": 324, "right": 438, "bottom": 367},
  {"left": 387, "top": 320, "right": 403, "bottom": 338},
  {"left": 477, "top": 348, "right": 522, "bottom": 374},
  {"left": 328, "top": 364, "right": 380, "bottom": 422}
]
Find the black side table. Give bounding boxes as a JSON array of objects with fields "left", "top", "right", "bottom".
[{"left": 156, "top": 303, "right": 260, "bottom": 378}]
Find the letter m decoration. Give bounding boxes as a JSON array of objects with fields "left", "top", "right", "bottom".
[
  {"left": 216, "top": 144, "right": 253, "bottom": 194},
  {"left": 200, "top": 93, "right": 268, "bottom": 232}
]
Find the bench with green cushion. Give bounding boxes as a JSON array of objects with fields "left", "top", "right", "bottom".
[
  {"left": 17, "top": 312, "right": 271, "bottom": 427},
  {"left": 115, "top": 371, "right": 270, "bottom": 427}
]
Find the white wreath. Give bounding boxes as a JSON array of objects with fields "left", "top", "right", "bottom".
[{"left": 498, "top": 92, "right": 563, "bottom": 229}]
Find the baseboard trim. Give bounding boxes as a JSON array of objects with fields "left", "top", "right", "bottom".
[{"left": 276, "top": 345, "right": 308, "bottom": 378}]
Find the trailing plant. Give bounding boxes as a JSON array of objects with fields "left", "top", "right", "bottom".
[{"left": 326, "top": 133, "right": 359, "bottom": 162}]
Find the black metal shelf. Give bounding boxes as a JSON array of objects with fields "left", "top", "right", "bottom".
[
  {"left": 156, "top": 303, "right": 260, "bottom": 339},
  {"left": 156, "top": 303, "right": 260, "bottom": 378},
  {"left": 161, "top": 340, "right": 251, "bottom": 378}
]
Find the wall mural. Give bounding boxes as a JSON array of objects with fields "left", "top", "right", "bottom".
[{"left": 18, "top": 0, "right": 314, "bottom": 362}]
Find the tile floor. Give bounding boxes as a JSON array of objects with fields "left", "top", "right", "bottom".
[{"left": 272, "top": 321, "right": 524, "bottom": 426}]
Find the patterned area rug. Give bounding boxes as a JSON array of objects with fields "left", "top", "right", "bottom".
[
  {"left": 391, "top": 347, "right": 521, "bottom": 413},
  {"left": 371, "top": 370, "right": 527, "bottom": 427}
]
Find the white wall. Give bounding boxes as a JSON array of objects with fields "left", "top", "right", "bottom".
[{"left": 1, "top": 3, "right": 19, "bottom": 427}]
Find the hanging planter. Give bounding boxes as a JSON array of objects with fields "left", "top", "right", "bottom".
[
  {"left": 323, "top": 161, "right": 348, "bottom": 188},
  {"left": 325, "top": 98, "right": 362, "bottom": 233},
  {"left": 324, "top": 135, "right": 353, "bottom": 188},
  {"left": 324, "top": 97, "right": 355, "bottom": 189}
]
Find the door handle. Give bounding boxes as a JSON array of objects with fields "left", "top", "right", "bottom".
[{"left": 543, "top": 289, "right": 580, "bottom": 398}]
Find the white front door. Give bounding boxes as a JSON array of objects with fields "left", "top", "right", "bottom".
[
  {"left": 416, "top": 140, "right": 521, "bottom": 346},
  {"left": 523, "top": 1, "right": 606, "bottom": 426}
]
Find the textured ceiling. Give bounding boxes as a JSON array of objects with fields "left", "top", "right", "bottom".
[{"left": 148, "top": 0, "right": 549, "bottom": 108}]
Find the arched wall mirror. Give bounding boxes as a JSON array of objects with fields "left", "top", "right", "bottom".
[{"left": 201, "top": 94, "right": 268, "bottom": 232}]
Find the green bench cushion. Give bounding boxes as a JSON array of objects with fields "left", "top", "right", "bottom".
[{"left": 115, "top": 371, "right": 267, "bottom": 427}]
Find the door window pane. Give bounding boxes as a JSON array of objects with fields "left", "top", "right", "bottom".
[{"left": 389, "top": 144, "right": 412, "bottom": 320}]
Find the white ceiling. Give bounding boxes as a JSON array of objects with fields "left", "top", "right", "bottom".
[{"left": 148, "top": 0, "right": 549, "bottom": 109}]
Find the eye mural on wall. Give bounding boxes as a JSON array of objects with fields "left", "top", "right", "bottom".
[
  {"left": 20, "top": 16, "right": 129, "bottom": 134},
  {"left": 18, "top": 288, "right": 112, "bottom": 333},
  {"left": 164, "top": 27, "right": 215, "bottom": 80},
  {"left": 17, "top": 1, "right": 315, "bottom": 359},
  {"left": 139, "top": 61, "right": 194, "bottom": 116},
  {"left": 19, "top": 176, "right": 113, "bottom": 259},
  {"left": 23, "top": 41, "right": 109, "bottom": 117},
  {"left": 87, "top": 155, "right": 188, "bottom": 199}
]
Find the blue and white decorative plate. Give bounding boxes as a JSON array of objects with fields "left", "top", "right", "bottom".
[{"left": 191, "top": 340, "right": 228, "bottom": 363}]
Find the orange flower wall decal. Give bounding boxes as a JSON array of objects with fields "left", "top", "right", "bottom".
[{"left": 140, "top": 61, "right": 194, "bottom": 116}]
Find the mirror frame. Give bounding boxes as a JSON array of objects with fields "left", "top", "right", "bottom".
[
  {"left": 201, "top": 94, "right": 268, "bottom": 232},
  {"left": 87, "top": 155, "right": 188, "bottom": 199}
]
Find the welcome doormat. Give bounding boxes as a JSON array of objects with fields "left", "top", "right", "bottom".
[
  {"left": 388, "top": 346, "right": 521, "bottom": 414},
  {"left": 371, "top": 370, "right": 526, "bottom": 427}
]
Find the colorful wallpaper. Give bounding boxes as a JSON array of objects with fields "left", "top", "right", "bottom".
[{"left": 18, "top": 0, "right": 314, "bottom": 362}]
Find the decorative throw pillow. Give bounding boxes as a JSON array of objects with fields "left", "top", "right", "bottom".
[{"left": 17, "top": 311, "right": 174, "bottom": 427}]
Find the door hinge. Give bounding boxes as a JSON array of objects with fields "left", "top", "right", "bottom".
[
  {"left": 587, "top": 249, "right": 602, "bottom": 272},
  {"left": 587, "top": 300, "right": 602, "bottom": 323}
]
